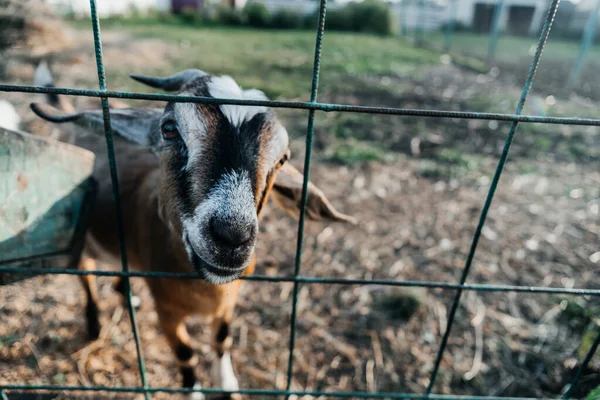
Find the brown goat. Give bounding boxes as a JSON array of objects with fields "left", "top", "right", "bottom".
[{"left": 30, "top": 64, "right": 355, "bottom": 399}]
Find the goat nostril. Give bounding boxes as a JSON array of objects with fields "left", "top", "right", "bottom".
[{"left": 210, "top": 218, "right": 254, "bottom": 248}]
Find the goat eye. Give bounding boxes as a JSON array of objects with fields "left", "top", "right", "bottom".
[
  {"left": 276, "top": 151, "right": 289, "bottom": 169},
  {"left": 161, "top": 121, "right": 179, "bottom": 140}
]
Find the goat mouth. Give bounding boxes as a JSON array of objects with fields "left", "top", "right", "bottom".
[{"left": 184, "top": 236, "right": 244, "bottom": 284}]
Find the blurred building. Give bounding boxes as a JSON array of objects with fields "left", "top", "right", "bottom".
[
  {"left": 458, "top": 0, "right": 548, "bottom": 35},
  {"left": 44, "top": 0, "right": 171, "bottom": 16}
]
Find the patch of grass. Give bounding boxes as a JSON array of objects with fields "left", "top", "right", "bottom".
[
  {"left": 118, "top": 24, "right": 432, "bottom": 74},
  {"left": 436, "top": 148, "right": 475, "bottom": 167},
  {"left": 586, "top": 385, "right": 600, "bottom": 400},
  {"left": 433, "top": 149, "right": 487, "bottom": 178},
  {"left": 424, "top": 31, "right": 600, "bottom": 63},
  {"left": 0, "top": 334, "right": 19, "bottom": 349},
  {"left": 416, "top": 149, "right": 490, "bottom": 181},
  {"left": 462, "top": 91, "right": 600, "bottom": 162},
  {"left": 557, "top": 297, "right": 600, "bottom": 332},
  {"left": 326, "top": 140, "right": 386, "bottom": 165},
  {"left": 68, "top": 21, "right": 441, "bottom": 103},
  {"left": 516, "top": 162, "right": 541, "bottom": 175},
  {"left": 416, "top": 160, "right": 448, "bottom": 180},
  {"left": 448, "top": 52, "right": 489, "bottom": 74},
  {"left": 579, "top": 326, "right": 600, "bottom": 359},
  {"left": 333, "top": 113, "right": 377, "bottom": 140}
]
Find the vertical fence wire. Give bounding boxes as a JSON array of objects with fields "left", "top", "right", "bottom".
[
  {"left": 444, "top": 0, "right": 456, "bottom": 51},
  {"left": 285, "top": 0, "right": 328, "bottom": 393},
  {"left": 416, "top": 0, "right": 426, "bottom": 46},
  {"left": 88, "top": 1, "right": 150, "bottom": 397},
  {"left": 566, "top": 0, "right": 600, "bottom": 89},
  {"left": 563, "top": 329, "right": 600, "bottom": 398},
  {"left": 425, "top": 0, "right": 562, "bottom": 393},
  {"left": 486, "top": 0, "right": 506, "bottom": 64},
  {"left": 401, "top": 0, "right": 408, "bottom": 37}
]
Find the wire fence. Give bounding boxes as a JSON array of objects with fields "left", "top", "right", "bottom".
[
  {"left": 407, "top": 0, "right": 600, "bottom": 92},
  {"left": 1, "top": 0, "right": 600, "bottom": 399}
]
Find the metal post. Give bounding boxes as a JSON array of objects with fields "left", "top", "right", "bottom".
[
  {"left": 566, "top": 0, "right": 600, "bottom": 88},
  {"left": 401, "top": 0, "right": 408, "bottom": 37},
  {"left": 427, "top": 0, "right": 561, "bottom": 393},
  {"left": 444, "top": 0, "right": 457, "bottom": 51},
  {"left": 285, "top": 0, "right": 328, "bottom": 396},
  {"left": 487, "top": 0, "right": 506, "bottom": 64},
  {"left": 416, "top": 0, "right": 426, "bottom": 46}
]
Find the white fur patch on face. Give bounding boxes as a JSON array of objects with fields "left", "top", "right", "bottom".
[
  {"left": 212, "top": 352, "right": 239, "bottom": 391},
  {"left": 208, "top": 75, "right": 268, "bottom": 127},
  {"left": 205, "top": 170, "right": 256, "bottom": 227},
  {"left": 172, "top": 101, "right": 207, "bottom": 167},
  {"left": 182, "top": 170, "right": 258, "bottom": 270},
  {"left": 265, "top": 122, "right": 289, "bottom": 169}
]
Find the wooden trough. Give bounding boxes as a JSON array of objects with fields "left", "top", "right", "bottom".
[{"left": 0, "top": 127, "right": 96, "bottom": 285}]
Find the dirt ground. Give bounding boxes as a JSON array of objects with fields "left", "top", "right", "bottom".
[{"left": 1, "top": 24, "right": 600, "bottom": 399}]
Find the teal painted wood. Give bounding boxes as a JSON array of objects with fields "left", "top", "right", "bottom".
[{"left": 0, "top": 127, "right": 95, "bottom": 285}]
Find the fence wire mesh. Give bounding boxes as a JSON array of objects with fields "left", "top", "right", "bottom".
[{"left": 0, "top": 0, "right": 599, "bottom": 398}]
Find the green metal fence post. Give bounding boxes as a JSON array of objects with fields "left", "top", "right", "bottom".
[
  {"left": 416, "top": 0, "right": 426, "bottom": 46},
  {"left": 444, "top": 0, "right": 457, "bottom": 51},
  {"left": 562, "top": 329, "right": 600, "bottom": 398},
  {"left": 566, "top": 0, "right": 600, "bottom": 89},
  {"left": 426, "top": 0, "right": 561, "bottom": 393},
  {"left": 486, "top": 0, "right": 506, "bottom": 64},
  {"left": 401, "top": 0, "right": 408, "bottom": 37},
  {"left": 285, "top": 0, "right": 328, "bottom": 396},
  {"left": 88, "top": 1, "right": 150, "bottom": 398}
]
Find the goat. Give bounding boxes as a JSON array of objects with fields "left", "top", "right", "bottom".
[{"left": 30, "top": 64, "right": 355, "bottom": 399}]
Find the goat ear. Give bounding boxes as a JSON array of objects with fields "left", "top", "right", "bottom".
[
  {"left": 271, "top": 163, "right": 357, "bottom": 224},
  {"left": 30, "top": 103, "right": 162, "bottom": 147}
]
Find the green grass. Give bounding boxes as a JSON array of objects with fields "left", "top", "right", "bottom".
[
  {"left": 587, "top": 386, "right": 600, "bottom": 400},
  {"left": 424, "top": 31, "right": 600, "bottom": 63},
  {"left": 325, "top": 139, "right": 388, "bottom": 165},
  {"left": 76, "top": 19, "right": 440, "bottom": 101},
  {"left": 417, "top": 151, "right": 490, "bottom": 181}
]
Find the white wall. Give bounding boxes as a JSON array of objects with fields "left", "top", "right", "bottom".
[
  {"left": 393, "top": 2, "right": 448, "bottom": 31},
  {"left": 45, "top": 0, "right": 170, "bottom": 17},
  {"left": 453, "top": 0, "right": 548, "bottom": 34}
]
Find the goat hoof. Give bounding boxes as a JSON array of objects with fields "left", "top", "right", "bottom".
[{"left": 188, "top": 383, "right": 205, "bottom": 400}]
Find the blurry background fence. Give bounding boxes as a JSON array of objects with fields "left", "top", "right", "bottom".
[{"left": 1, "top": 0, "right": 600, "bottom": 398}]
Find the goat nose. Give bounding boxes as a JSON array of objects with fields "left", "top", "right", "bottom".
[{"left": 210, "top": 218, "right": 255, "bottom": 248}]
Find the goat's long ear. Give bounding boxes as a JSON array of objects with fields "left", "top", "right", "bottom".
[
  {"left": 30, "top": 103, "right": 162, "bottom": 147},
  {"left": 271, "top": 163, "right": 357, "bottom": 224},
  {"left": 129, "top": 69, "right": 207, "bottom": 92}
]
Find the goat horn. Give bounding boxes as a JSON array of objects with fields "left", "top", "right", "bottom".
[
  {"left": 129, "top": 69, "right": 207, "bottom": 92},
  {"left": 30, "top": 103, "right": 81, "bottom": 123}
]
